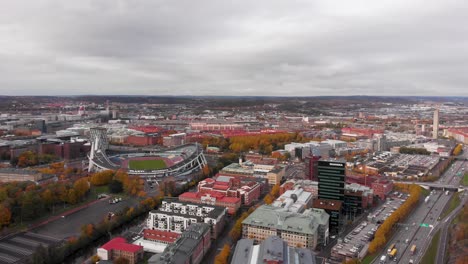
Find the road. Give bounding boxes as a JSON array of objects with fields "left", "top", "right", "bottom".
[
  {"left": 435, "top": 191, "right": 467, "bottom": 264},
  {"left": 396, "top": 161, "right": 466, "bottom": 264},
  {"left": 371, "top": 160, "right": 466, "bottom": 264}
]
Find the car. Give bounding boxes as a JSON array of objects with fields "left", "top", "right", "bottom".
[
  {"left": 61, "top": 215, "right": 65, "bottom": 218},
  {"left": 393, "top": 258, "right": 397, "bottom": 262}
]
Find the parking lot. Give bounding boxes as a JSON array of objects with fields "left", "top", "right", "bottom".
[
  {"left": 33, "top": 196, "right": 138, "bottom": 240},
  {"left": 330, "top": 192, "right": 408, "bottom": 262}
]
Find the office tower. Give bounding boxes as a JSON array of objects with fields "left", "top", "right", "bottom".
[
  {"left": 317, "top": 160, "right": 345, "bottom": 201},
  {"left": 433, "top": 108, "right": 439, "bottom": 139}
]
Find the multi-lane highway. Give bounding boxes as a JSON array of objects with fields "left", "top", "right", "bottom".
[{"left": 372, "top": 160, "right": 466, "bottom": 264}]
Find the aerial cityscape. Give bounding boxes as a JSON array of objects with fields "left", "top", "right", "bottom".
[{"left": 1, "top": 1, "right": 468, "bottom": 264}]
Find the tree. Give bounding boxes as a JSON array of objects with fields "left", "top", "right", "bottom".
[
  {"left": 17, "top": 151, "right": 39, "bottom": 167},
  {"left": 214, "top": 244, "right": 231, "bottom": 264},
  {"left": 271, "top": 184, "right": 280, "bottom": 198},
  {"left": 109, "top": 180, "right": 123, "bottom": 193},
  {"left": 41, "top": 189, "right": 54, "bottom": 208},
  {"left": 263, "top": 194, "right": 274, "bottom": 204},
  {"left": 453, "top": 144, "right": 463, "bottom": 156},
  {"left": 73, "top": 178, "right": 90, "bottom": 199},
  {"left": 90, "top": 170, "right": 114, "bottom": 186},
  {"left": 85, "top": 224, "right": 94, "bottom": 238},
  {"left": 91, "top": 255, "right": 100, "bottom": 264},
  {"left": 67, "top": 189, "right": 78, "bottom": 204},
  {"left": 126, "top": 207, "right": 135, "bottom": 218},
  {"left": 0, "top": 204, "right": 11, "bottom": 227},
  {"left": 202, "top": 165, "right": 211, "bottom": 177}
]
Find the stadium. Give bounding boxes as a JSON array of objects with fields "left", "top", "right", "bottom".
[{"left": 87, "top": 128, "right": 207, "bottom": 178}]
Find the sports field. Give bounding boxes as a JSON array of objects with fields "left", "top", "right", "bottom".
[{"left": 128, "top": 159, "right": 167, "bottom": 170}]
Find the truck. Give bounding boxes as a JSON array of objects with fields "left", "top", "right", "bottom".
[
  {"left": 389, "top": 248, "right": 397, "bottom": 259},
  {"left": 380, "top": 255, "right": 387, "bottom": 263},
  {"left": 410, "top": 245, "right": 417, "bottom": 255},
  {"left": 387, "top": 243, "right": 395, "bottom": 254}
]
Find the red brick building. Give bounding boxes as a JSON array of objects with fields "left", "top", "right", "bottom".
[
  {"left": 126, "top": 134, "right": 159, "bottom": 146},
  {"left": 97, "top": 237, "right": 144, "bottom": 264},
  {"left": 179, "top": 191, "right": 241, "bottom": 215},
  {"left": 143, "top": 229, "right": 180, "bottom": 244},
  {"left": 371, "top": 179, "right": 393, "bottom": 200},
  {"left": 179, "top": 175, "right": 262, "bottom": 214},
  {"left": 304, "top": 155, "right": 320, "bottom": 181}
]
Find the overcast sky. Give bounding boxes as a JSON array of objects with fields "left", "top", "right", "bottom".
[{"left": 1, "top": 0, "right": 467, "bottom": 96}]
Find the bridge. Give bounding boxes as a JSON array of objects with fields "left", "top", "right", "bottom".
[{"left": 394, "top": 181, "right": 466, "bottom": 192}]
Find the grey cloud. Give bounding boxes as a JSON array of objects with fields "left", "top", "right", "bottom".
[{"left": 0, "top": 0, "right": 467, "bottom": 96}]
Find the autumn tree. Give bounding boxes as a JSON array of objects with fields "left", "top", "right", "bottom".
[
  {"left": 0, "top": 204, "right": 11, "bottom": 227},
  {"left": 91, "top": 255, "right": 100, "bottom": 264},
  {"left": 81, "top": 223, "right": 95, "bottom": 238},
  {"left": 202, "top": 165, "right": 211, "bottom": 177},
  {"left": 41, "top": 189, "right": 54, "bottom": 208},
  {"left": 73, "top": 177, "right": 90, "bottom": 199},
  {"left": 90, "top": 170, "right": 114, "bottom": 186},
  {"left": 263, "top": 194, "right": 274, "bottom": 205},
  {"left": 453, "top": 144, "right": 463, "bottom": 156},
  {"left": 17, "top": 151, "right": 39, "bottom": 167},
  {"left": 126, "top": 207, "right": 135, "bottom": 218},
  {"left": 67, "top": 189, "right": 78, "bottom": 204},
  {"left": 214, "top": 244, "right": 231, "bottom": 264},
  {"left": 271, "top": 184, "right": 280, "bottom": 198}
]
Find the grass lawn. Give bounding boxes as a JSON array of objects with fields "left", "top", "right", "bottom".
[
  {"left": 440, "top": 192, "right": 460, "bottom": 219},
  {"left": 421, "top": 188, "right": 430, "bottom": 196},
  {"left": 361, "top": 253, "right": 378, "bottom": 264},
  {"left": 463, "top": 173, "right": 468, "bottom": 186},
  {"left": 94, "top": 185, "right": 109, "bottom": 193},
  {"left": 129, "top": 159, "right": 167, "bottom": 170},
  {"left": 421, "top": 229, "right": 441, "bottom": 264}
]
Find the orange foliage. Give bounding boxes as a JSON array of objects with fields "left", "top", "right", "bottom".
[
  {"left": 214, "top": 244, "right": 231, "bottom": 264},
  {"left": 0, "top": 204, "right": 12, "bottom": 227}
]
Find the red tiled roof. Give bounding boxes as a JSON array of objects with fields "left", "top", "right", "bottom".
[
  {"left": 179, "top": 192, "right": 198, "bottom": 199},
  {"left": 100, "top": 237, "right": 143, "bottom": 253},
  {"left": 213, "top": 184, "right": 230, "bottom": 190},
  {"left": 143, "top": 229, "right": 180, "bottom": 243},
  {"left": 203, "top": 178, "right": 216, "bottom": 183}
]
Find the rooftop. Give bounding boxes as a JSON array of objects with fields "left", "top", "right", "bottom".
[
  {"left": 242, "top": 205, "right": 328, "bottom": 235},
  {"left": 100, "top": 237, "right": 143, "bottom": 253}
]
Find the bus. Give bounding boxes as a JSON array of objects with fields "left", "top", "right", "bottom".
[
  {"left": 389, "top": 248, "right": 397, "bottom": 258},
  {"left": 410, "top": 245, "right": 417, "bottom": 255},
  {"left": 387, "top": 243, "right": 396, "bottom": 254}
]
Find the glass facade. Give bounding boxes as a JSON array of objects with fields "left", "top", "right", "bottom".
[{"left": 318, "top": 161, "right": 345, "bottom": 201}]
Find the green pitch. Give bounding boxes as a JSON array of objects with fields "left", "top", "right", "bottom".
[{"left": 129, "top": 159, "right": 167, "bottom": 170}]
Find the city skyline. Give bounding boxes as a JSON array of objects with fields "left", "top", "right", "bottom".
[{"left": 1, "top": 0, "right": 468, "bottom": 96}]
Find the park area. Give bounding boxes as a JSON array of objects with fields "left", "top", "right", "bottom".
[{"left": 128, "top": 158, "right": 167, "bottom": 170}]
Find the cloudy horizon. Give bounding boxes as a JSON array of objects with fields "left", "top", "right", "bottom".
[{"left": 1, "top": 0, "right": 467, "bottom": 96}]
